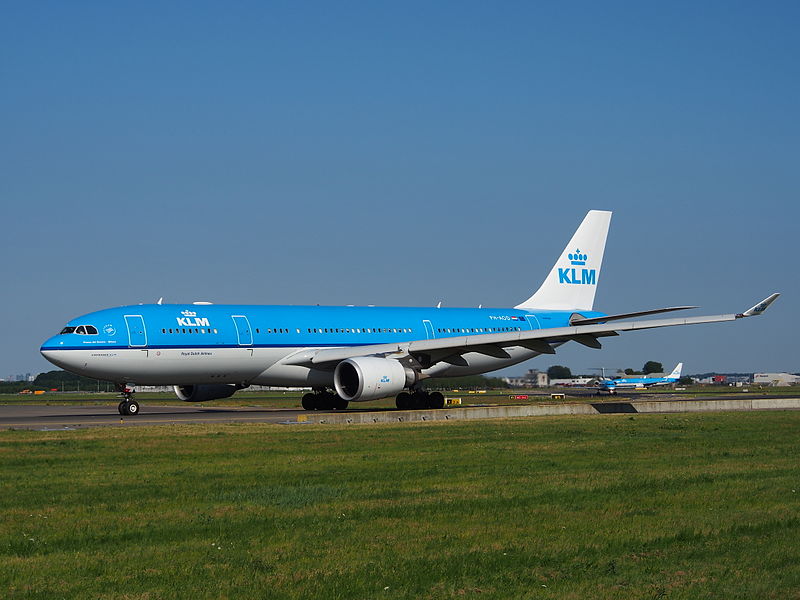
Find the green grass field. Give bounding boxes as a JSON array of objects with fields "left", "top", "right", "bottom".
[{"left": 2, "top": 412, "right": 799, "bottom": 599}]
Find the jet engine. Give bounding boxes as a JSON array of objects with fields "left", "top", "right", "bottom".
[
  {"left": 173, "top": 384, "right": 239, "bottom": 403},
  {"left": 334, "top": 356, "right": 417, "bottom": 402}
]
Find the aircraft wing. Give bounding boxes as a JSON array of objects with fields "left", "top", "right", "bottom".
[{"left": 282, "top": 293, "right": 779, "bottom": 368}]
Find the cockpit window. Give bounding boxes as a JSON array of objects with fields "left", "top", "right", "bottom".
[
  {"left": 60, "top": 326, "right": 76, "bottom": 334},
  {"left": 73, "top": 325, "right": 99, "bottom": 335}
]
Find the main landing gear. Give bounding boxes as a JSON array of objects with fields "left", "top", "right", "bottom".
[
  {"left": 396, "top": 390, "right": 445, "bottom": 410},
  {"left": 116, "top": 385, "right": 140, "bottom": 416},
  {"left": 301, "top": 390, "right": 349, "bottom": 411}
]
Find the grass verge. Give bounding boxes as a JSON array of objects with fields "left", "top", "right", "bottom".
[{"left": 1, "top": 412, "right": 799, "bottom": 599}]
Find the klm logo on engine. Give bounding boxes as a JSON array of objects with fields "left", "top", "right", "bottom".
[
  {"left": 558, "top": 249, "right": 596, "bottom": 286},
  {"left": 380, "top": 375, "right": 390, "bottom": 383},
  {"left": 177, "top": 310, "right": 210, "bottom": 327}
]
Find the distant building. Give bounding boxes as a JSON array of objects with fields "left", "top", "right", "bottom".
[
  {"left": 502, "top": 369, "right": 549, "bottom": 388},
  {"left": 753, "top": 373, "right": 800, "bottom": 386},
  {"left": 550, "top": 377, "right": 593, "bottom": 387}
]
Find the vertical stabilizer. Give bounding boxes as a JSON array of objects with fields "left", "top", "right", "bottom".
[
  {"left": 667, "top": 363, "right": 683, "bottom": 380},
  {"left": 515, "top": 210, "right": 612, "bottom": 311}
]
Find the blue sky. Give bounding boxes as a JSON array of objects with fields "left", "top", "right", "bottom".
[{"left": 2, "top": 1, "right": 797, "bottom": 378}]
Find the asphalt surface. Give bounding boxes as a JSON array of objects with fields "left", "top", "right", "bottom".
[
  {"left": 0, "top": 404, "right": 315, "bottom": 429},
  {"left": 0, "top": 394, "right": 793, "bottom": 430}
]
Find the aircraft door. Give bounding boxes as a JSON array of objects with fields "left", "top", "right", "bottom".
[
  {"left": 524, "top": 315, "right": 540, "bottom": 330},
  {"left": 232, "top": 315, "right": 253, "bottom": 346},
  {"left": 423, "top": 320, "right": 435, "bottom": 339},
  {"left": 124, "top": 315, "right": 148, "bottom": 347}
]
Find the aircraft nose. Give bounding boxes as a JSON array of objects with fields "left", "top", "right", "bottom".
[{"left": 40, "top": 336, "right": 75, "bottom": 369}]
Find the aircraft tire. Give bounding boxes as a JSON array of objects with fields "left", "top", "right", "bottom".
[
  {"left": 396, "top": 392, "right": 412, "bottom": 410},
  {"left": 301, "top": 393, "right": 317, "bottom": 411},
  {"left": 333, "top": 396, "right": 349, "bottom": 410},
  {"left": 124, "top": 400, "right": 139, "bottom": 416},
  {"left": 118, "top": 401, "right": 126, "bottom": 415},
  {"left": 428, "top": 392, "right": 445, "bottom": 410},
  {"left": 411, "top": 391, "right": 428, "bottom": 409}
]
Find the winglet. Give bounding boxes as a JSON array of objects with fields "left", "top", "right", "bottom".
[{"left": 739, "top": 293, "right": 780, "bottom": 317}]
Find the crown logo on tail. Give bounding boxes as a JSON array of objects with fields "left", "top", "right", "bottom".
[{"left": 568, "top": 249, "right": 587, "bottom": 266}]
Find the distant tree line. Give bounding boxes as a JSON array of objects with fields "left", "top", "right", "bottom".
[
  {"left": 0, "top": 371, "right": 113, "bottom": 393},
  {"left": 1, "top": 370, "right": 509, "bottom": 394},
  {"left": 546, "top": 361, "right": 666, "bottom": 380},
  {"left": 422, "top": 375, "right": 510, "bottom": 390}
]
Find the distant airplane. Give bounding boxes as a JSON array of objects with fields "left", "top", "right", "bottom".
[
  {"left": 593, "top": 363, "right": 684, "bottom": 394},
  {"left": 40, "top": 210, "right": 779, "bottom": 415}
]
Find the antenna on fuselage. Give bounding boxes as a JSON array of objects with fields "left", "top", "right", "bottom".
[
  {"left": 436, "top": 301, "right": 442, "bottom": 308},
  {"left": 157, "top": 297, "right": 163, "bottom": 305}
]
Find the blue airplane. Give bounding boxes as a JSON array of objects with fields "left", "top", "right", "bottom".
[
  {"left": 593, "top": 363, "right": 684, "bottom": 394},
  {"left": 40, "top": 210, "right": 779, "bottom": 415}
]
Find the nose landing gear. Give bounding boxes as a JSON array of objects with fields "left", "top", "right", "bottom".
[{"left": 115, "top": 385, "right": 140, "bottom": 416}]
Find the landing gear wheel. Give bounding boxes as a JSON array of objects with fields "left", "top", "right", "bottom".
[
  {"left": 333, "top": 396, "right": 349, "bottom": 410},
  {"left": 301, "top": 393, "right": 317, "bottom": 411},
  {"left": 396, "top": 392, "right": 412, "bottom": 410},
  {"left": 411, "top": 391, "right": 429, "bottom": 409},
  {"left": 116, "top": 384, "right": 138, "bottom": 415},
  {"left": 428, "top": 391, "right": 445, "bottom": 409},
  {"left": 319, "top": 392, "right": 335, "bottom": 411}
]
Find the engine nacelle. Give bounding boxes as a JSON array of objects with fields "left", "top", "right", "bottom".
[
  {"left": 334, "top": 357, "right": 416, "bottom": 402},
  {"left": 173, "top": 384, "right": 238, "bottom": 403}
]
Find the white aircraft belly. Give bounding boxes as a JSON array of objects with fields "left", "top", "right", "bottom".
[{"left": 42, "top": 347, "right": 289, "bottom": 386}]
